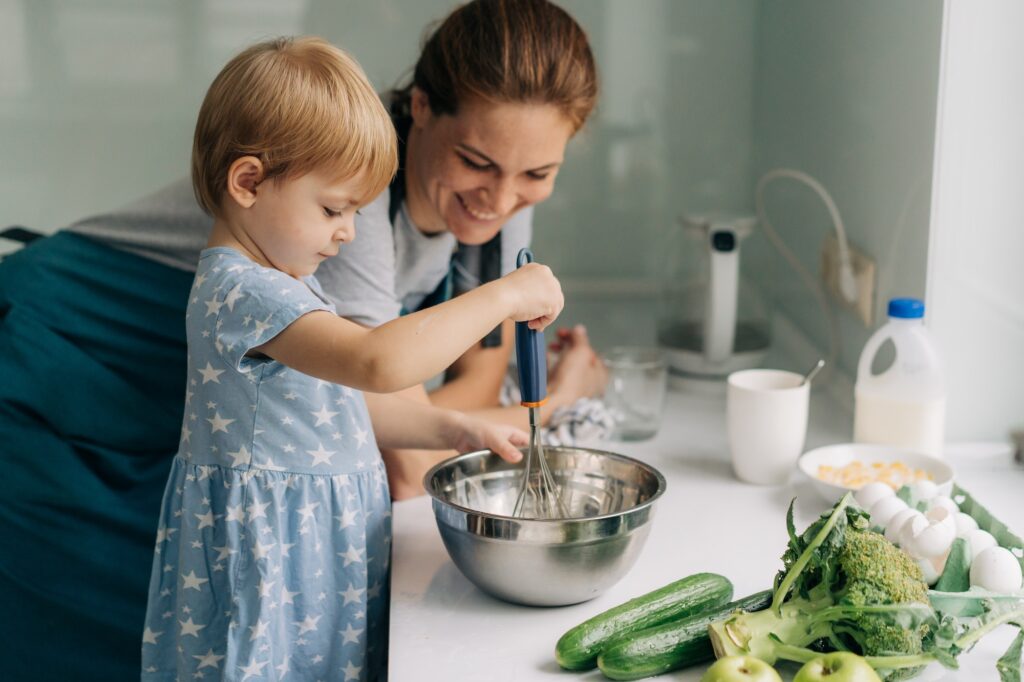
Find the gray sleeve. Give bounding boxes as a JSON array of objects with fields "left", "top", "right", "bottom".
[
  {"left": 451, "top": 206, "right": 534, "bottom": 295},
  {"left": 66, "top": 178, "right": 212, "bottom": 272},
  {"left": 314, "top": 189, "right": 401, "bottom": 327},
  {"left": 499, "top": 206, "right": 533, "bottom": 275}
]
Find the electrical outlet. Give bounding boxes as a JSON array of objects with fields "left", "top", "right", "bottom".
[{"left": 820, "top": 233, "right": 876, "bottom": 326}]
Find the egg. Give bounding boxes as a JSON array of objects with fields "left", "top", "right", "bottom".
[
  {"left": 913, "top": 518, "right": 956, "bottom": 559},
  {"left": 869, "top": 496, "right": 909, "bottom": 529},
  {"left": 925, "top": 506, "right": 957, "bottom": 534},
  {"left": 966, "top": 529, "right": 998, "bottom": 560},
  {"left": 969, "top": 546, "right": 1023, "bottom": 592},
  {"left": 885, "top": 508, "right": 922, "bottom": 544},
  {"left": 899, "top": 513, "right": 930, "bottom": 553},
  {"left": 928, "top": 495, "right": 959, "bottom": 516},
  {"left": 910, "top": 480, "right": 939, "bottom": 503},
  {"left": 916, "top": 556, "right": 941, "bottom": 586},
  {"left": 855, "top": 482, "right": 895, "bottom": 510},
  {"left": 954, "top": 512, "right": 979, "bottom": 538}
]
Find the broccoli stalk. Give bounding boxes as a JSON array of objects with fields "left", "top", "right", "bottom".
[{"left": 708, "top": 493, "right": 944, "bottom": 680}]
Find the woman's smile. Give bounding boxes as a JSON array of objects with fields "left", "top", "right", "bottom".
[{"left": 455, "top": 193, "right": 500, "bottom": 222}]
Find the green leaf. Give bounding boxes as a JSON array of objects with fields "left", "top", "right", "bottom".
[
  {"left": 787, "top": 499, "right": 798, "bottom": 546},
  {"left": 997, "top": 627, "right": 1023, "bottom": 682},
  {"left": 934, "top": 538, "right": 971, "bottom": 593},
  {"left": 896, "top": 485, "right": 913, "bottom": 505}
]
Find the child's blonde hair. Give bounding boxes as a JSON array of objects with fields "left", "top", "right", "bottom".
[{"left": 192, "top": 36, "right": 397, "bottom": 217}]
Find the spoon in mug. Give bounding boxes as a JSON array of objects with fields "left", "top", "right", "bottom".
[{"left": 801, "top": 358, "right": 825, "bottom": 386}]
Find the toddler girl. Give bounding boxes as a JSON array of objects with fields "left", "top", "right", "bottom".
[{"left": 141, "top": 36, "right": 563, "bottom": 681}]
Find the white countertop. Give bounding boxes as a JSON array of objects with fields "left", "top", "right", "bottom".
[{"left": 388, "top": 381, "right": 1024, "bottom": 681}]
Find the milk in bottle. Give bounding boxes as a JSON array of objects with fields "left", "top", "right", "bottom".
[{"left": 853, "top": 298, "right": 946, "bottom": 457}]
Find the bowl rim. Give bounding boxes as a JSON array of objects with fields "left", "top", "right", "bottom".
[
  {"left": 422, "top": 445, "right": 668, "bottom": 523},
  {"left": 798, "top": 442, "right": 954, "bottom": 494}
]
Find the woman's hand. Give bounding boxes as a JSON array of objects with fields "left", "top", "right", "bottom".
[
  {"left": 447, "top": 412, "right": 527, "bottom": 464},
  {"left": 547, "top": 324, "right": 608, "bottom": 403}
]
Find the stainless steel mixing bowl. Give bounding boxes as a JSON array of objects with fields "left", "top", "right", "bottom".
[{"left": 423, "top": 446, "right": 667, "bottom": 606}]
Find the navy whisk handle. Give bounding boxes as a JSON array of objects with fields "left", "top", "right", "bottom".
[{"left": 514, "top": 248, "right": 547, "bottom": 407}]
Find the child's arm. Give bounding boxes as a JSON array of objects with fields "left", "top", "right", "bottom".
[
  {"left": 256, "top": 262, "right": 562, "bottom": 393},
  {"left": 363, "top": 392, "right": 527, "bottom": 463}
]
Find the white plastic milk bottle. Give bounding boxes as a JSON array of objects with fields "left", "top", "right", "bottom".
[{"left": 854, "top": 297, "right": 946, "bottom": 457}]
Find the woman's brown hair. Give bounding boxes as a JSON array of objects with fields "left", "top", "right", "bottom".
[{"left": 391, "top": 0, "right": 598, "bottom": 132}]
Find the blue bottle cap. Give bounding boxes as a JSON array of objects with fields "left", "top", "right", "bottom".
[{"left": 888, "top": 297, "right": 925, "bottom": 319}]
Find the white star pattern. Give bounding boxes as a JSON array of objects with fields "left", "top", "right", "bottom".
[
  {"left": 224, "top": 504, "right": 246, "bottom": 523},
  {"left": 251, "top": 315, "right": 272, "bottom": 338},
  {"left": 206, "top": 412, "right": 234, "bottom": 434},
  {"left": 142, "top": 627, "right": 162, "bottom": 644},
  {"left": 339, "top": 545, "right": 363, "bottom": 567},
  {"left": 248, "top": 619, "right": 268, "bottom": 641},
  {"left": 193, "top": 649, "right": 225, "bottom": 670},
  {"left": 295, "top": 614, "right": 320, "bottom": 635},
  {"left": 340, "top": 583, "right": 365, "bottom": 605},
  {"left": 298, "top": 501, "right": 319, "bottom": 523},
  {"left": 281, "top": 586, "right": 299, "bottom": 605},
  {"left": 223, "top": 283, "right": 244, "bottom": 311},
  {"left": 204, "top": 296, "right": 224, "bottom": 317},
  {"left": 343, "top": 661, "right": 361, "bottom": 681},
  {"left": 247, "top": 499, "right": 270, "bottom": 520},
  {"left": 340, "top": 623, "right": 363, "bottom": 645},
  {"left": 335, "top": 508, "right": 358, "bottom": 530},
  {"left": 194, "top": 510, "right": 215, "bottom": 530},
  {"left": 252, "top": 539, "right": 275, "bottom": 561},
  {"left": 311, "top": 405, "right": 338, "bottom": 426},
  {"left": 179, "top": 617, "right": 206, "bottom": 637},
  {"left": 239, "top": 659, "right": 268, "bottom": 680},
  {"left": 225, "top": 445, "right": 250, "bottom": 467},
  {"left": 352, "top": 426, "right": 369, "bottom": 448},
  {"left": 197, "top": 362, "right": 225, "bottom": 384},
  {"left": 182, "top": 570, "right": 209, "bottom": 591},
  {"left": 306, "top": 443, "right": 335, "bottom": 467}
]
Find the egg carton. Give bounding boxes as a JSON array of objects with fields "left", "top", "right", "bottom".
[{"left": 953, "top": 484, "right": 1024, "bottom": 573}]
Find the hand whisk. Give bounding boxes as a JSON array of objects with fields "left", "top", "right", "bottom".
[{"left": 511, "top": 249, "right": 568, "bottom": 519}]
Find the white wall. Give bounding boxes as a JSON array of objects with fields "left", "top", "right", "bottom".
[{"left": 928, "top": 0, "right": 1024, "bottom": 443}]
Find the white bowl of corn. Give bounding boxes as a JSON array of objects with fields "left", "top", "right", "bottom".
[{"left": 798, "top": 443, "right": 954, "bottom": 503}]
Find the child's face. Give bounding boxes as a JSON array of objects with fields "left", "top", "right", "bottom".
[
  {"left": 244, "top": 169, "right": 366, "bottom": 278},
  {"left": 409, "top": 95, "right": 574, "bottom": 245}
]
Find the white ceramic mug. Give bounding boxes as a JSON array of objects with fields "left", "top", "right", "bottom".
[{"left": 727, "top": 369, "right": 809, "bottom": 485}]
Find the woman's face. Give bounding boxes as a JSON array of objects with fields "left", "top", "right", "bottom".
[{"left": 407, "top": 90, "right": 576, "bottom": 245}]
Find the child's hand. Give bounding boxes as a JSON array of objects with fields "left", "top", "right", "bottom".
[
  {"left": 449, "top": 413, "right": 527, "bottom": 464},
  {"left": 498, "top": 262, "right": 564, "bottom": 332}
]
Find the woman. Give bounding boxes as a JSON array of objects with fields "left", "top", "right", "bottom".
[{"left": 0, "top": 1, "right": 602, "bottom": 679}]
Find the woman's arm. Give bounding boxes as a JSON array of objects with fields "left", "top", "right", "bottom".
[{"left": 256, "top": 263, "right": 562, "bottom": 393}]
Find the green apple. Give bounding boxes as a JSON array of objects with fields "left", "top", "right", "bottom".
[
  {"left": 700, "top": 655, "right": 783, "bottom": 682},
  {"left": 793, "top": 652, "right": 882, "bottom": 682}
]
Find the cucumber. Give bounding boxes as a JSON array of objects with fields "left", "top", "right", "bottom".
[
  {"left": 596, "top": 589, "right": 773, "bottom": 681},
  {"left": 555, "top": 573, "right": 733, "bottom": 671}
]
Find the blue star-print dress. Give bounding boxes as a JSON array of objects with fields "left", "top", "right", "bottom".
[{"left": 142, "top": 247, "right": 391, "bottom": 681}]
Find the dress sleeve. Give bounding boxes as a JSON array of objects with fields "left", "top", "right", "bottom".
[
  {"left": 206, "top": 265, "right": 334, "bottom": 373},
  {"left": 314, "top": 189, "right": 401, "bottom": 327}
]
